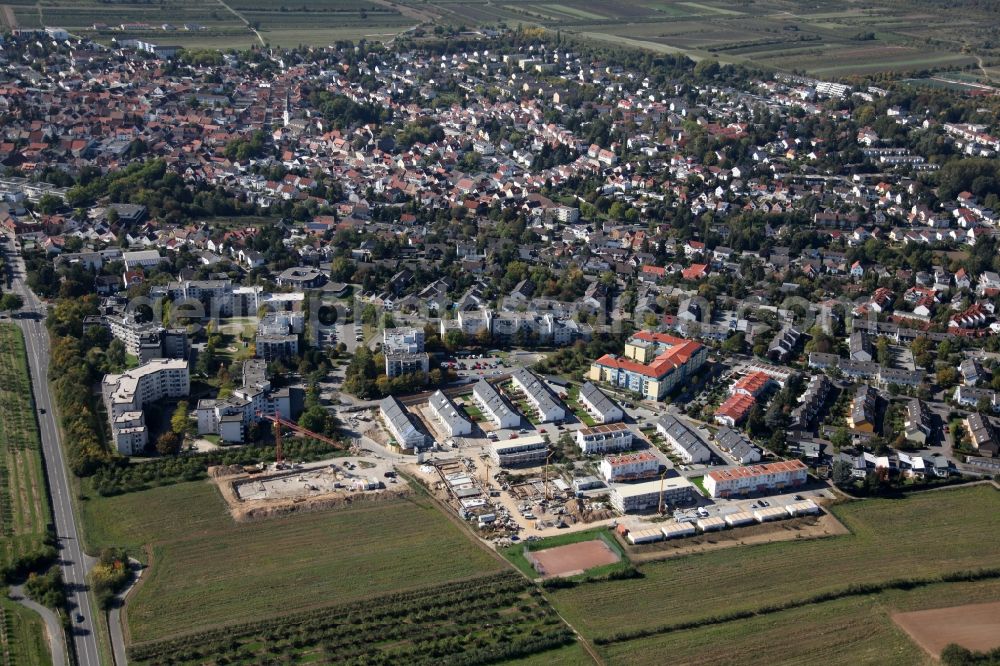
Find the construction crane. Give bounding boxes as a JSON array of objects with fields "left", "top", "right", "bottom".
[
  {"left": 257, "top": 412, "right": 349, "bottom": 467},
  {"left": 542, "top": 450, "right": 555, "bottom": 500},
  {"left": 657, "top": 469, "right": 668, "bottom": 515}
]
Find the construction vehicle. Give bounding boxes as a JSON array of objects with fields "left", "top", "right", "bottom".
[{"left": 256, "top": 412, "right": 354, "bottom": 468}]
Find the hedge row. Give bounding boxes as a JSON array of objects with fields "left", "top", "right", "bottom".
[{"left": 594, "top": 568, "right": 1000, "bottom": 645}]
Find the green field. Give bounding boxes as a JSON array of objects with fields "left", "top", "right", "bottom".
[
  {"left": 403, "top": 0, "right": 989, "bottom": 77},
  {"left": 505, "top": 641, "right": 597, "bottom": 665},
  {"left": 0, "top": 325, "right": 51, "bottom": 569},
  {"left": 129, "top": 571, "right": 575, "bottom": 665},
  {"left": 0, "top": 324, "right": 54, "bottom": 666},
  {"left": 601, "top": 577, "right": 1000, "bottom": 665},
  {"left": 15, "top": 0, "right": 991, "bottom": 74},
  {"left": 546, "top": 486, "right": 1000, "bottom": 641},
  {"left": 0, "top": 597, "right": 52, "bottom": 666},
  {"left": 80, "top": 480, "right": 506, "bottom": 644}
]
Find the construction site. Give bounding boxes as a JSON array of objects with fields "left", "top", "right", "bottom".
[
  {"left": 412, "top": 453, "right": 617, "bottom": 542},
  {"left": 208, "top": 410, "right": 410, "bottom": 521},
  {"left": 212, "top": 457, "right": 409, "bottom": 521}
]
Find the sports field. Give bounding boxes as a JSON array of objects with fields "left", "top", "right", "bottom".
[
  {"left": 547, "top": 485, "right": 1000, "bottom": 642},
  {"left": 527, "top": 539, "right": 621, "bottom": 577},
  {"left": 80, "top": 480, "right": 505, "bottom": 643}
]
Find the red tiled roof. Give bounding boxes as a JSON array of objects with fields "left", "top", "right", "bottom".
[
  {"left": 715, "top": 393, "right": 755, "bottom": 422},
  {"left": 604, "top": 451, "right": 657, "bottom": 466},
  {"left": 734, "top": 371, "right": 772, "bottom": 396},
  {"left": 707, "top": 459, "right": 807, "bottom": 482},
  {"left": 594, "top": 335, "right": 704, "bottom": 380}
]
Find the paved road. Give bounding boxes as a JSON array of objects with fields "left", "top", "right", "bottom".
[
  {"left": 8, "top": 584, "right": 66, "bottom": 666},
  {"left": 107, "top": 558, "right": 142, "bottom": 666},
  {"left": 4, "top": 240, "right": 102, "bottom": 666}
]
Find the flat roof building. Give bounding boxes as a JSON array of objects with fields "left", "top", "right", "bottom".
[
  {"left": 660, "top": 521, "right": 697, "bottom": 539},
  {"left": 382, "top": 327, "right": 425, "bottom": 354},
  {"left": 626, "top": 528, "right": 664, "bottom": 545},
  {"left": 724, "top": 511, "right": 756, "bottom": 527},
  {"left": 697, "top": 516, "right": 726, "bottom": 532},
  {"left": 609, "top": 476, "right": 695, "bottom": 514},
  {"left": 576, "top": 422, "right": 634, "bottom": 454},
  {"left": 102, "top": 359, "right": 189, "bottom": 455},
  {"left": 385, "top": 352, "right": 430, "bottom": 378},
  {"left": 490, "top": 434, "right": 548, "bottom": 468}
]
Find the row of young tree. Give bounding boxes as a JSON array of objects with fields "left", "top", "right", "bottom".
[{"left": 128, "top": 572, "right": 572, "bottom": 666}]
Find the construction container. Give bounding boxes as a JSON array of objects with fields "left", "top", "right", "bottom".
[
  {"left": 660, "top": 521, "right": 697, "bottom": 539},
  {"left": 724, "top": 511, "right": 756, "bottom": 527},
  {"left": 696, "top": 516, "right": 726, "bottom": 532},
  {"left": 753, "top": 506, "right": 788, "bottom": 522},
  {"left": 627, "top": 528, "right": 664, "bottom": 545},
  {"left": 785, "top": 499, "right": 820, "bottom": 517}
]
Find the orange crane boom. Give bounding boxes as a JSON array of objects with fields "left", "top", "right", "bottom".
[{"left": 256, "top": 412, "right": 344, "bottom": 466}]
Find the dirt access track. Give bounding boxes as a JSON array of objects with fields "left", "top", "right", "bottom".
[
  {"left": 893, "top": 601, "right": 1000, "bottom": 658},
  {"left": 526, "top": 539, "right": 620, "bottom": 578}
]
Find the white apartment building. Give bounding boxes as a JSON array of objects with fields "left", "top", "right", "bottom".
[
  {"left": 704, "top": 460, "right": 808, "bottom": 498},
  {"left": 384, "top": 352, "right": 430, "bottom": 378},
  {"left": 427, "top": 390, "right": 472, "bottom": 438},
  {"left": 379, "top": 396, "right": 426, "bottom": 450},
  {"left": 102, "top": 359, "right": 190, "bottom": 454},
  {"left": 510, "top": 368, "right": 566, "bottom": 423},
  {"left": 383, "top": 327, "right": 424, "bottom": 353},
  {"left": 578, "top": 381, "right": 623, "bottom": 424},
  {"left": 575, "top": 422, "right": 633, "bottom": 454},
  {"left": 472, "top": 379, "right": 520, "bottom": 429},
  {"left": 195, "top": 359, "right": 291, "bottom": 443},
  {"left": 490, "top": 434, "right": 548, "bottom": 467},
  {"left": 600, "top": 451, "right": 659, "bottom": 482}
]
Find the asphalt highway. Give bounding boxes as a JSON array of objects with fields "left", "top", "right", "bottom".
[{"left": 3, "top": 239, "right": 101, "bottom": 666}]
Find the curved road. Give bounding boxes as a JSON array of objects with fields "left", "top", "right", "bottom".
[
  {"left": 8, "top": 584, "right": 66, "bottom": 666},
  {"left": 3, "top": 238, "right": 101, "bottom": 666}
]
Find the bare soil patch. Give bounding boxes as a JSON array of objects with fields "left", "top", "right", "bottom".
[
  {"left": 623, "top": 512, "right": 848, "bottom": 563},
  {"left": 893, "top": 601, "right": 1000, "bottom": 658},
  {"left": 526, "top": 539, "right": 620, "bottom": 577}
]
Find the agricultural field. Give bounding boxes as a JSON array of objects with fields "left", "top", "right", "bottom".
[
  {"left": 403, "top": 0, "right": 989, "bottom": 77},
  {"left": 601, "top": 578, "right": 1000, "bottom": 665},
  {"left": 128, "top": 571, "right": 575, "bottom": 665},
  {"left": 16, "top": 0, "right": 994, "bottom": 73},
  {"left": 0, "top": 324, "right": 51, "bottom": 570},
  {"left": 0, "top": 325, "right": 53, "bottom": 666},
  {"left": 505, "top": 642, "right": 597, "bottom": 666},
  {"left": 0, "top": 597, "right": 52, "bottom": 666},
  {"left": 22, "top": 0, "right": 422, "bottom": 48},
  {"left": 79, "top": 479, "right": 506, "bottom": 644},
  {"left": 546, "top": 485, "right": 1000, "bottom": 642}
]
